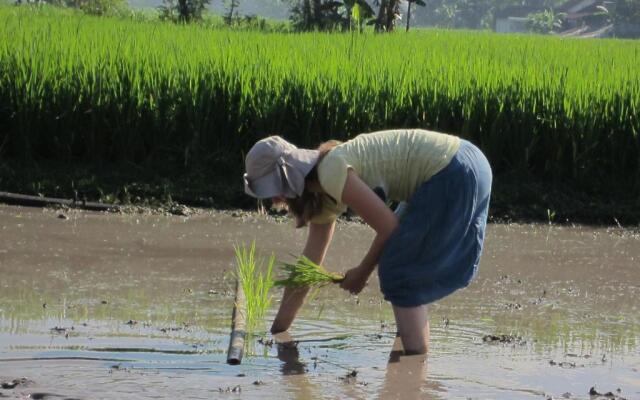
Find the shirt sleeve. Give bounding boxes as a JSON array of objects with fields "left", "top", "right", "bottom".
[
  {"left": 317, "top": 151, "right": 352, "bottom": 203},
  {"left": 309, "top": 195, "right": 347, "bottom": 224}
]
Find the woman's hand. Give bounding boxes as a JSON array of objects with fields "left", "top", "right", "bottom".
[{"left": 339, "top": 265, "right": 373, "bottom": 295}]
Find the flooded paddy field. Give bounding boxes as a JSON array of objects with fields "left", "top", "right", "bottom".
[{"left": 0, "top": 205, "right": 638, "bottom": 399}]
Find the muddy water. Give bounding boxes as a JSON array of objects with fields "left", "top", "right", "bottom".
[{"left": 0, "top": 205, "right": 638, "bottom": 400}]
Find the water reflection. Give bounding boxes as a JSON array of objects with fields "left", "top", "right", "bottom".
[
  {"left": 379, "top": 335, "right": 448, "bottom": 400},
  {"left": 380, "top": 337, "right": 428, "bottom": 399},
  {"left": 274, "top": 331, "right": 443, "bottom": 400},
  {"left": 274, "top": 332, "right": 307, "bottom": 376},
  {"left": 273, "top": 332, "right": 320, "bottom": 399}
]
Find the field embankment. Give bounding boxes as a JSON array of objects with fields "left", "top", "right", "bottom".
[{"left": 0, "top": 6, "right": 638, "bottom": 223}]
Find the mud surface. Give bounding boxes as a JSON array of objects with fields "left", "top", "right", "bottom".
[{"left": 0, "top": 205, "right": 639, "bottom": 399}]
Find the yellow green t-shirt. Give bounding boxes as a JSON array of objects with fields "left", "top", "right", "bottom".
[{"left": 311, "top": 129, "right": 460, "bottom": 224}]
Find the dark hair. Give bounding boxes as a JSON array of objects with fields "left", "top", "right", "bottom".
[{"left": 285, "top": 140, "right": 341, "bottom": 228}]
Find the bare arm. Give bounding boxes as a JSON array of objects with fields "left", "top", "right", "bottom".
[
  {"left": 340, "top": 170, "right": 399, "bottom": 294},
  {"left": 270, "top": 220, "right": 335, "bottom": 334}
]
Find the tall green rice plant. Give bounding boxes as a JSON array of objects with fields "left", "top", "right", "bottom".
[
  {"left": 233, "top": 241, "right": 274, "bottom": 335},
  {"left": 0, "top": 5, "right": 638, "bottom": 203}
]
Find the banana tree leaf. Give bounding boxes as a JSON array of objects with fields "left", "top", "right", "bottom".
[{"left": 356, "top": 0, "right": 375, "bottom": 16}]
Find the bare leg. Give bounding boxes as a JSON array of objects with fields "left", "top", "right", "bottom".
[{"left": 392, "top": 304, "right": 430, "bottom": 355}]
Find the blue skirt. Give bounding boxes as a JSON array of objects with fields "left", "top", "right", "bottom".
[{"left": 378, "top": 140, "right": 492, "bottom": 307}]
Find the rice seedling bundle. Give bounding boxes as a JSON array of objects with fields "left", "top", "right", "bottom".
[
  {"left": 274, "top": 256, "right": 344, "bottom": 288},
  {"left": 0, "top": 5, "right": 638, "bottom": 198}
]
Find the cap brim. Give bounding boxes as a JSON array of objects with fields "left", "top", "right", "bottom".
[
  {"left": 244, "top": 147, "right": 320, "bottom": 199},
  {"left": 291, "top": 149, "right": 320, "bottom": 178},
  {"left": 244, "top": 170, "right": 286, "bottom": 199}
]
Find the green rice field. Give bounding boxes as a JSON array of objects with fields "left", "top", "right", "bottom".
[{"left": 0, "top": 5, "right": 638, "bottom": 209}]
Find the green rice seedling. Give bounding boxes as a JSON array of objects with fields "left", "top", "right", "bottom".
[
  {"left": 233, "top": 241, "right": 274, "bottom": 334},
  {"left": 274, "top": 256, "right": 344, "bottom": 288}
]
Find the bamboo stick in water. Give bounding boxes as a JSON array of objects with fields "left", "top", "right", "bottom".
[{"left": 226, "top": 279, "right": 246, "bottom": 365}]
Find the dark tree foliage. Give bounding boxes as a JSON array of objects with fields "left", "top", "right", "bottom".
[
  {"left": 159, "top": 0, "right": 210, "bottom": 23},
  {"left": 289, "top": 0, "right": 343, "bottom": 30},
  {"left": 224, "top": 0, "right": 240, "bottom": 25},
  {"left": 374, "top": 0, "right": 400, "bottom": 31},
  {"left": 289, "top": 0, "right": 374, "bottom": 31}
]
